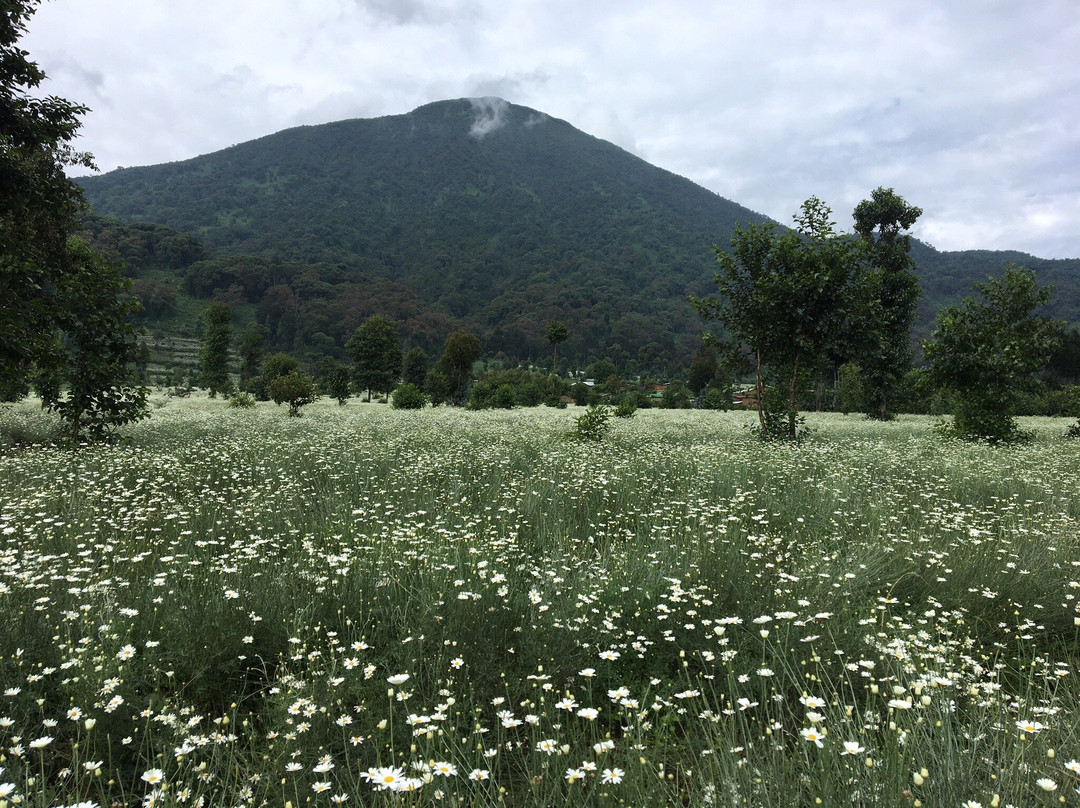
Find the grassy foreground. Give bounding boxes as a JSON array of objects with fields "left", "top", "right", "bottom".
[{"left": 1, "top": 397, "right": 1079, "bottom": 808}]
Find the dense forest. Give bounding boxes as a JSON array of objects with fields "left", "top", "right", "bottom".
[{"left": 77, "top": 99, "right": 1080, "bottom": 377}]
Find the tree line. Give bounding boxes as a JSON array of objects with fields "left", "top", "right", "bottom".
[
  {"left": 696, "top": 190, "right": 1069, "bottom": 442},
  {"left": 3, "top": 0, "right": 1077, "bottom": 444}
]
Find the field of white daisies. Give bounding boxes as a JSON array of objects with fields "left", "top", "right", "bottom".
[{"left": 1, "top": 396, "right": 1079, "bottom": 808}]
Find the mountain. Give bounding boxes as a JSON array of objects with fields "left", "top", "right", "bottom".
[{"left": 77, "top": 98, "right": 1079, "bottom": 373}]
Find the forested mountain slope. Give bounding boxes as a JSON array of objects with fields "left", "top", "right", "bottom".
[{"left": 79, "top": 98, "right": 1079, "bottom": 368}]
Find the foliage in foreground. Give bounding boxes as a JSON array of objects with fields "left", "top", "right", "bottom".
[
  {"left": 1, "top": 402, "right": 1079, "bottom": 807},
  {"left": 925, "top": 265, "right": 1064, "bottom": 442},
  {"left": 696, "top": 196, "right": 872, "bottom": 441},
  {"left": 571, "top": 404, "right": 613, "bottom": 441}
]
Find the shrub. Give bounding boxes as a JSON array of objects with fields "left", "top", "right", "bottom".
[
  {"left": 571, "top": 405, "right": 612, "bottom": 441},
  {"left": 466, "top": 381, "right": 494, "bottom": 410},
  {"left": 614, "top": 397, "right": 637, "bottom": 419},
  {"left": 569, "top": 382, "right": 594, "bottom": 406},
  {"left": 227, "top": 391, "right": 256, "bottom": 408},
  {"left": 392, "top": 383, "right": 427, "bottom": 410},
  {"left": 492, "top": 384, "right": 516, "bottom": 409},
  {"left": 660, "top": 381, "right": 693, "bottom": 409},
  {"left": 698, "top": 387, "right": 729, "bottom": 411}
]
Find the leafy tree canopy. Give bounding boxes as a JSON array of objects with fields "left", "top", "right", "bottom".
[
  {"left": 346, "top": 315, "right": 402, "bottom": 401},
  {"left": 198, "top": 301, "right": 232, "bottom": 397},
  {"left": 696, "top": 197, "right": 860, "bottom": 440},
  {"left": 35, "top": 238, "right": 149, "bottom": 442},
  {"left": 1, "top": 0, "right": 94, "bottom": 388},
  {"left": 437, "top": 330, "right": 482, "bottom": 403},
  {"left": 851, "top": 187, "right": 923, "bottom": 419},
  {"left": 924, "top": 265, "right": 1064, "bottom": 442},
  {"left": 268, "top": 370, "right": 318, "bottom": 416}
]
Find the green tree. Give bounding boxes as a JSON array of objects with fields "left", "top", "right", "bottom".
[
  {"left": 852, "top": 188, "right": 922, "bottom": 420},
  {"left": 318, "top": 357, "right": 351, "bottom": 406},
  {"left": 1045, "top": 327, "right": 1080, "bottom": 388},
  {"left": 346, "top": 315, "right": 402, "bottom": 401},
  {"left": 834, "top": 362, "right": 866, "bottom": 414},
  {"left": 198, "top": 302, "right": 232, "bottom": 397},
  {"left": 695, "top": 198, "right": 859, "bottom": 440},
  {"left": 402, "top": 346, "right": 429, "bottom": 389},
  {"left": 687, "top": 339, "right": 718, "bottom": 395},
  {"left": 585, "top": 358, "right": 617, "bottom": 384},
  {"left": 35, "top": 238, "right": 149, "bottom": 443},
  {"left": 237, "top": 326, "right": 265, "bottom": 388},
  {"left": 261, "top": 353, "right": 300, "bottom": 384},
  {"left": 254, "top": 352, "right": 300, "bottom": 400},
  {"left": 2, "top": 0, "right": 95, "bottom": 395},
  {"left": 924, "top": 265, "right": 1064, "bottom": 442},
  {"left": 546, "top": 320, "right": 569, "bottom": 373},
  {"left": 268, "top": 370, "right": 318, "bottom": 416},
  {"left": 425, "top": 366, "right": 456, "bottom": 407},
  {"left": 436, "top": 330, "right": 482, "bottom": 404}
]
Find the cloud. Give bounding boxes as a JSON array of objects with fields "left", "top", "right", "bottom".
[
  {"left": 351, "top": 0, "right": 481, "bottom": 26},
  {"left": 468, "top": 96, "right": 510, "bottom": 138}
]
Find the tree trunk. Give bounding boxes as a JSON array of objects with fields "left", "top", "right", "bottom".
[
  {"left": 787, "top": 353, "right": 800, "bottom": 441},
  {"left": 755, "top": 349, "right": 766, "bottom": 431}
]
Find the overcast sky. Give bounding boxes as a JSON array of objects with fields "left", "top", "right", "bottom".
[{"left": 23, "top": 0, "right": 1080, "bottom": 258}]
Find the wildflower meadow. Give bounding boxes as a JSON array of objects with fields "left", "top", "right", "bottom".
[{"left": 1, "top": 397, "right": 1078, "bottom": 807}]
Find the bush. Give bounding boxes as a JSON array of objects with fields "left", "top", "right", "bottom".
[
  {"left": 392, "top": 383, "right": 427, "bottom": 410},
  {"left": 492, "top": 384, "right": 516, "bottom": 409},
  {"left": 698, "top": 387, "right": 729, "bottom": 411},
  {"left": 466, "top": 381, "right": 494, "bottom": 410},
  {"left": 1042, "top": 385, "right": 1080, "bottom": 417},
  {"left": 660, "top": 381, "right": 693, "bottom": 409},
  {"left": 571, "top": 405, "right": 612, "bottom": 441},
  {"left": 268, "top": 371, "right": 318, "bottom": 416},
  {"left": 614, "top": 397, "right": 637, "bottom": 419},
  {"left": 227, "top": 391, "right": 256, "bottom": 408},
  {"left": 569, "top": 382, "right": 594, "bottom": 406},
  {"left": 1065, "top": 420, "right": 1080, "bottom": 439}
]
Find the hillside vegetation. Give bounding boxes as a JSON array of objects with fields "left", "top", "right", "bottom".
[{"left": 78, "top": 98, "right": 1080, "bottom": 370}]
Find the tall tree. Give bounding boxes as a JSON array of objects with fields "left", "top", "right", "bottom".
[
  {"left": 35, "top": 238, "right": 149, "bottom": 443},
  {"left": 318, "top": 356, "right": 351, "bottom": 406},
  {"left": 546, "top": 320, "right": 569, "bottom": 373},
  {"left": 695, "top": 198, "right": 859, "bottom": 440},
  {"left": 687, "top": 339, "right": 718, "bottom": 395},
  {"left": 436, "top": 330, "right": 482, "bottom": 404},
  {"left": 237, "top": 325, "right": 265, "bottom": 388},
  {"left": 402, "top": 346, "right": 429, "bottom": 389},
  {"left": 198, "top": 302, "right": 232, "bottom": 397},
  {"left": 852, "top": 187, "right": 922, "bottom": 420},
  {"left": 1, "top": 0, "right": 95, "bottom": 395},
  {"left": 346, "top": 315, "right": 402, "bottom": 401},
  {"left": 924, "top": 265, "right": 1063, "bottom": 442}
]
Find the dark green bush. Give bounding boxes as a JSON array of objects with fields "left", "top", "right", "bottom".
[
  {"left": 227, "top": 391, "right": 256, "bottom": 408},
  {"left": 392, "top": 383, "right": 427, "bottom": 410},
  {"left": 571, "top": 405, "right": 612, "bottom": 441}
]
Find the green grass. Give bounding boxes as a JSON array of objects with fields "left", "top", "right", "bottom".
[{"left": 1, "top": 398, "right": 1079, "bottom": 806}]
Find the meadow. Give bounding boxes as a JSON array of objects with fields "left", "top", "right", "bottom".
[{"left": 1, "top": 397, "right": 1078, "bottom": 808}]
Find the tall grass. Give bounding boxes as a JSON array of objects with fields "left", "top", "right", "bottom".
[{"left": 0, "top": 397, "right": 1078, "bottom": 806}]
